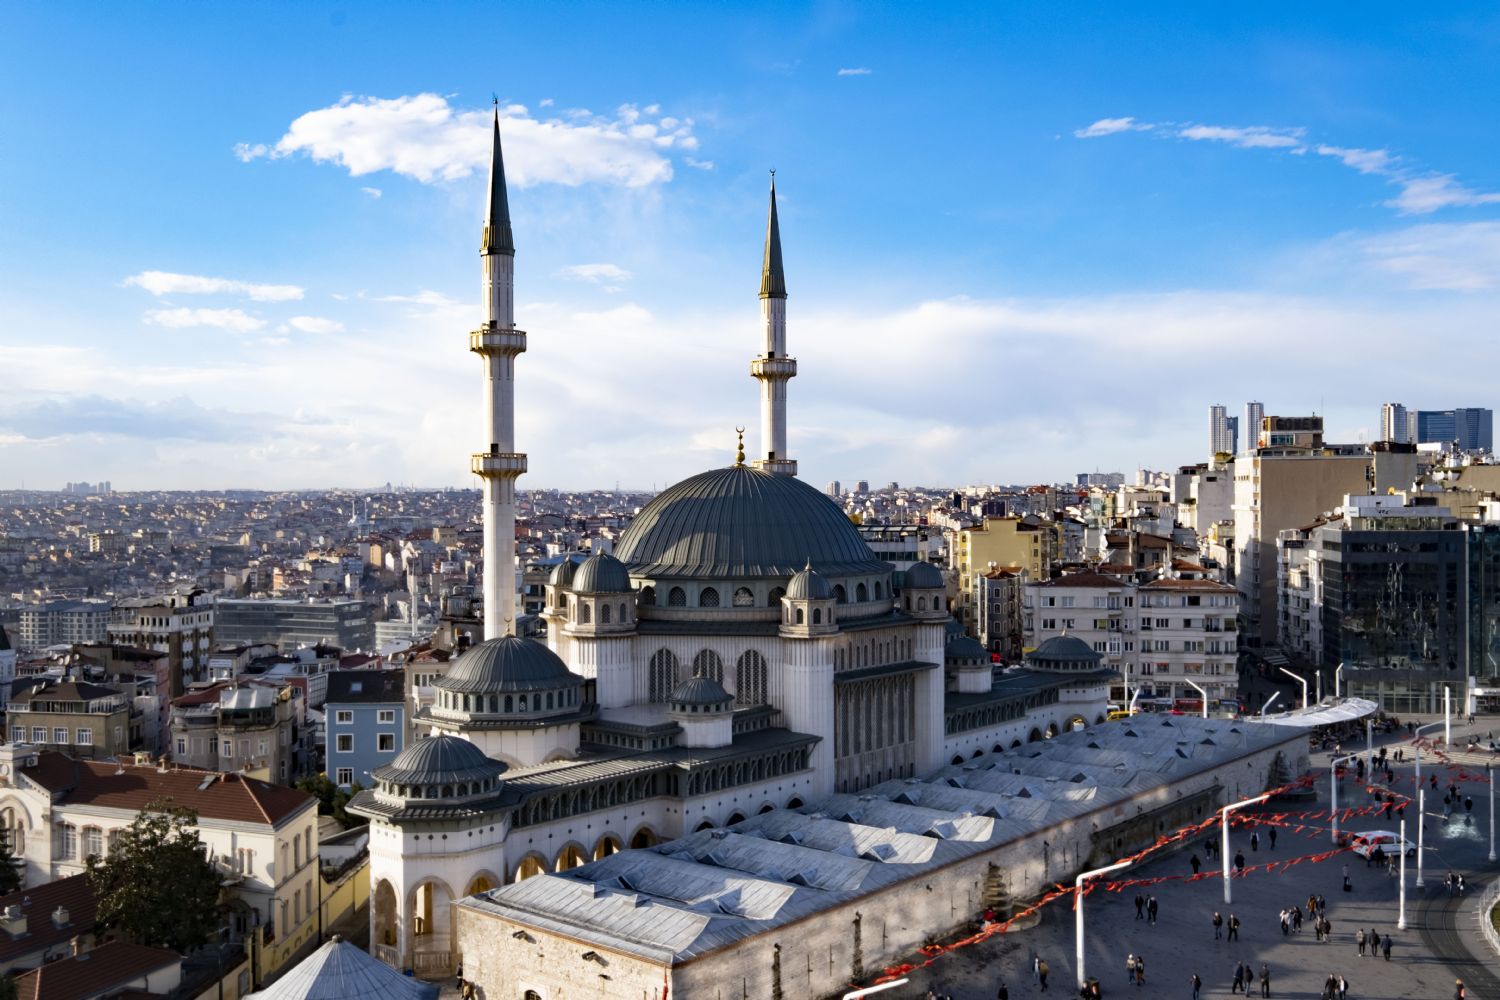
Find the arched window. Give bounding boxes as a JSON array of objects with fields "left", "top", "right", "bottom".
[
  {"left": 917, "top": 596, "right": 928, "bottom": 611},
  {"left": 649, "top": 649, "right": 680, "bottom": 702},
  {"left": 700, "top": 587, "right": 720, "bottom": 608},
  {"left": 600, "top": 603, "right": 612, "bottom": 624},
  {"left": 579, "top": 603, "right": 591, "bottom": 624},
  {"left": 834, "top": 585, "right": 847, "bottom": 604},
  {"left": 692, "top": 650, "right": 724, "bottom": 684},
  {"left": 733, "top": 587, "right": 754, "bottom": 607},
  {"left": 812, "top": 608, "right": 823, "bottom": 624},
  {"left": 736, "top": 650, "right": 767, "bottom": 706},
  {"left": 874, "top": 581, "right": 883, "bottom": 599},
  {"left": 504, "top": 695, "right": 513, "bottom": 712},
  {"left": 668, "top": 587, "right": 687, "bottom": 607},
  {"left": 619, "top": 601, "right": 628, "bottom": 622},
  {"left": 856, "top": 583, "right": 869, "bottom": 602},
  {"left": 640, "top": 586, "right": 656, "bottom": 606},
  {"left": 768, "top": 587, "right": 785, "bottom": 607},
  {"left": 795, "top": 608, "right": 805, "bottom": 625}
]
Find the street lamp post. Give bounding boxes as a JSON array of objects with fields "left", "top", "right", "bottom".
[
  {"left": 1335, "top": 661, "right": 1345, "bottom": 700},
  {"left": 1315, "top": 669, "right": 1323, "bottom": 704},
  {"left": 1397, "top": 817, "right": 1408, "bottom": 930},
  {"left": 1076, "top": 858, "right": 1133, "bottom": 989},
  {"left": 1221, "top": 793, "right": 1271, "bottom": 904},
  {"left": 1443, "top": 686, "right": 1451, "bottom": 748},
  {"left": 1330, "top": 752, "right": 1361, "bottom": 845},
  {"left": 1412, "top": 721, "right": 1442, "bottom": 789},
  {"left": 1184, "top": 679, "right": 1209, "bottom": 719},
  {"left": 1489, "top": 763, "right": 1497, "bottom": 863},
  {"left": 1260, "top": 692, "right": 1281, "bottom": 720},
  {"left": 1366, "top": 719, "right": 1374, "bottom": 772},
  {"left": 1277, "top": 667, "right": 1308, "bottom": 710},
  {"left": 1415, "top": 787, "right": 1426, "bottom": 888}
]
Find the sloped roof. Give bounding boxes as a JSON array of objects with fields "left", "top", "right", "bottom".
[
  {"left": 248, "top": 936, "right": 437, "bottom": 1000},
  {"left": 325, "top": 670, "right": 406, "bottom": 705},
  {"left": 14, "top": 942, "right": 179, "bottom": 1000},
  {"left": 1032, "top": 571, "right": 1126, "bottom": 589},
  {"left": 0, "top": 874, "right": 97, "bottom": 964},
  {"left": 19, "top": 753, "right": 313, "bottom": 827}
]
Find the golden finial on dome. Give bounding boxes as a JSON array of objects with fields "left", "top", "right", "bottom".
[{"left": 734, "top": 426, "right": 746, "bottom": 466}]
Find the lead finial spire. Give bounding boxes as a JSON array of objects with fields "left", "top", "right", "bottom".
[
  {"left": 759, "top": 171, "right": 786, "bottom": 299},
  {"left": 734, "top": 426, "right": 746, "bottom": 466},
  {"left": 483, "top": 103, "right": 515, "bottom": 256}
]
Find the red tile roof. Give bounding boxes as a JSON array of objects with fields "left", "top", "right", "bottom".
[
  {"left": 1139, "top": 577, "right": 1236, "bottom": 592},
  {"left": 14, "top": 942, "right": 179, "bottom": 1000},
  {"left": 0, "top": 874, "right": 97, "bottom": 964},
  {"left": 1033, "top": 571, "right": 1127, "bottom": 589},
  {"left": 19, "top": 753, "right": 313, "bottom": 827}
]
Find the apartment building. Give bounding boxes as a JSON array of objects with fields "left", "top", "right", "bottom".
[
  {"left": 215, "top": 598, "right": 373, "bottom": 652},
  {"left": 169, "top": 682, "right": 305, "bottom": 782},
  {"left": 5, "top": 680, "right": 132, "bottom": 760},
  {"left": 16, "top": 602, "right": 111, "bottom": 650},
  {"left": 108, "top": 592, "right": 214, "bottom": 696},
  {"left": 952, "top": 515, "right": 1057, "bottom": 638}
]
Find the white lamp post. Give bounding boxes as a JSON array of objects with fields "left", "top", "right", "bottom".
[
  {"left": 1489, "top": 763, "right": 1497, "bottom": 864},
  {"left": 1075, "top": 858, "right": 1133, "bottom": 989},
  {"left": 1315, "top": 668, "right": 1322, "bottom": 704},
  {"left": 1443, "top": 686, "right": 1451, "bottom": 748},
  {"left": 1330, "top": 752, "right": 1361, "bottom": 845},
  {"left": 1260, "top": 692, "right": 1281, "bottom": 720},
  {"left": 1335, "top": 661, "right": 1345, "bottom": 700},
  {"left": 1397, "top": 816, "right": 1407, "bottom": 930},
  {"left": 1221, "top": 793, "right": 1271, "bottom": 904},
  {"left": 1366, "top": 719, "right": 1374, "bottom": 772},
  {"left": 1413, "top": 721, "right": 1441, "bottom": 789},
  {"left": 1277, "top": 667, "right": 1308, "bottom": 710},
  {"left": 1415, "top": 787, "right": 1426, "bottom": 888},
  {"left": 1184, "top": 679, "right": 1209, "bottom": 719}
]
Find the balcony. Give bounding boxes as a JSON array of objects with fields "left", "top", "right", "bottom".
[
  {"left": 468, "top": 326, "right": 527, "bottom": 356},
  {"left": 750, "top": 356, "right": 798, "bottom": 379},
  {"left": 471, "top": 452, "right": 527, "bottom": 478}
]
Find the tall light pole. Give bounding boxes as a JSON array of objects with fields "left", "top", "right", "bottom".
[
  {"left": 1076, "top": 858, "right": 1133, "bottom": 989},
  {"left": 1397, "top": 816, "right": 1408, "bottom": 930},
  {"left": 1415, "top": 787, "right": 1426, "bottom": 888},
  {"left": 1443, "top": 685, "right": 1451, "bottom": 747},
  {"left": 1330, "top": 752, "right": 1361, "bottom": 845},
  {"left": 1366, "top": 718, "right": 1374, "bottom": 772},
  {"left": 1277, "top": 667, "right": 1308, "bottom": 710},
  {"left": 1315, "top": 668, "right": 1323, "bottom": 704},
  {"left": 1221, "top": 793, "right": 1271, "bottom": 904},
  {"left": 1413, "top": 721, "right": 1441, "bottom": 789},
  {"left": 1260, "top": 692, "right": 1281, "bottom": 720},
  {"left": 1335, "top": 661, "right": 1345, "bottom": 700},
  {"left": 1184, "top": 679, "right": 1209, "bottom": 719},
  {"left": 1489, "top": 763, "right": 1496, "bottom": 864}
]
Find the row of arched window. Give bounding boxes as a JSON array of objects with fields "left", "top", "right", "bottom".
[
  {"left": 646, "top": 649, "right": 768, "bottom": 706},
  {"left": 574, "top": 600, "right": 631, "bottom": 625},
  {"left": 437, "top": 686, "right": 580, "bottom": 715}
]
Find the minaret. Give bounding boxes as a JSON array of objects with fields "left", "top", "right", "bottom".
[
  {"left": 470, "top": 105, "right": 527, "bottom": 638},
  {"left": 750, "top": 174, "right": 797, "bottom": 476}
]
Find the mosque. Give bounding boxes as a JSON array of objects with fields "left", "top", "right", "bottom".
[{"left": 350, "top": 110, "right": 1117, "bottom": 981}]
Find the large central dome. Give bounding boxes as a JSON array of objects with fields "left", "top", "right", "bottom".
[{"left": 616, "top": 465, "right": 888, "bottom": 579}]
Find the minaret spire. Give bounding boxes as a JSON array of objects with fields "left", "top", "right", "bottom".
[
  {"left": 470, "top": 102, "right": 527, "bottom": 638},
  {"left": 750, "top": 172, "right": 797, "bottom": 476}
]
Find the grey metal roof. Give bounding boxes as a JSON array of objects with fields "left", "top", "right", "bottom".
[
  {"left": 482, "top": 108, "right": 514, "bottom": 257},
  {"left": 945, "top": 635, "right": 989, "bottom": 663},
  {"left": 670, "top": 675, "right": 732, "bottom": 707},
  {"left": 0, "top": 626, "right": 9, "bottom": 652},
  {"left": 903, "top": 561, "right": 944, "bottom": 589},
  {"left": 616, "top": 465, "right": 889, "bottom": 579},
  {"left": 434, "top": 636, "right": 578, "bottom": 694},
  {"left": 325, "top": 669, "right": 406, "bottom": 705},
  {"left": 760, "top": 176, "right": 786, "bottom": 299},
  {"left": 463, "top": 716, "right": 1302, "bottom": 965},
  {"left": 1028, "top": 634, "right": 1102, "bottom": 664},
  {"left": 372, "top": 734, "right": 506, "bottom": 786},
  {"left": 785, "top": 565, "right": 832, "bottom": 601},
  {"left": 572, "top": 552, "right": 632, "bottom": 594},
  {"left": 248, "top": 936, "right": 437, "bottom": 1000},
  {"left": 548, "top": 554, "right": 586, "bottom": 587}
]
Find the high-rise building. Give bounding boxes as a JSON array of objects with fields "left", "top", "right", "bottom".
[
  {"left": 1380, "top": 402, "right": 1409, "bottom": 443},
  {"left": 1410, "top": 408, "right": 1493, "bottom": 452},
  {"left": 1209, "top": 404, "right": 1232, "bottom": 456},
  {"left": 1243, "top": 402, "right": 1265, "bottom": 452},
  {"left": 17, "top": 601, "right": 112, "bottom": 649},
  {"left": 825, "top": 480, "right": 842, "bottom": 497}
]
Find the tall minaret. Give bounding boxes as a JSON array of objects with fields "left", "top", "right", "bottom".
[
  {"left": 470, "top": 105, "right": 527, "bottom": 638},
  {"left": 750, "top": 174, "right": 797, "bottom": 476}
]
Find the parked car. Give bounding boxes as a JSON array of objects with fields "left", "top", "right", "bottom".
[{"left": 1340, "top": 830, "right": 1416, "bottom": 858}]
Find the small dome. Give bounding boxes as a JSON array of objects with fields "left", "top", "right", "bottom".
[
  {"left": 548, "top": 555, "right": 585, "bottom": 587},
  {"left": 572, "top": 552, "right": 632, "bottom": 594},
  {"left": 435, "top": 636, "right": 576, "bottom": 694},
  {"left": 946, "top": 635, "right": 989, "bottom": 663},
  {"left": 1028, "top": 634, "right": 1103, "bottom": 667},
  {"left": 670, "top": 674, "right": 733, "bottom": 708},
  {"left": 786, "top": 565, "right": 833, "bottom": 601},
  {"left": 373, "top": 735, "right": 506, "bottom": 785},
  {"left": 903, "top": 562, "right": 944, "bottom": 590}
]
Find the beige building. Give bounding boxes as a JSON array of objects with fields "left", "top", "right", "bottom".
[
  {"left": 169, "top": 683, "right": 303, "bottom": 783},
  {"left": 952, "top": 516, "right": 1057, "bottom": 637},
  {"left": 5, "top": 680, "right": 131, "bottom": 760},
  {"left": 108, "top": 592, "right": 214, "bottom": 696}
]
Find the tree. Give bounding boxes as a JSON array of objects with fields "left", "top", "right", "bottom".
[
  {"left": 86, "top": 798, "right": 222, "bottom": 953},
  {"left": 295, "top": 775, "right": 367, "bottom": 829},
  {"left": 0, "top": 835, "right": 21, "bottom": 896}
]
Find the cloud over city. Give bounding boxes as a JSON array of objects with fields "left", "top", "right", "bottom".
[{"left": 123, "top": 270, "right": 304, "bottom": 302}]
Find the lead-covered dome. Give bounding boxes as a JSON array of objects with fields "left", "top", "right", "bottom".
[
  {"left": 435, "top": 635, "right": 576, "bottom": 693},
  {"left": 903, "top": 561, "right": 944, "bottom": 589},
  {"left": 374, "top": 734, "right": 506, "bottom": 786},
  {"left": 616, "top": 465, "right": 887, "bottom": 578},
  {"left": 572, "top": 552, "right": 631, "bottom": 594},
  {"left": 786, "top": 564, "right": 833, "bottom": 601}
]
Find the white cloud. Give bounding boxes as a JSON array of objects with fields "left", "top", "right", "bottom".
[
  {"left": 1073, "top": 117, "right": 1147, "bottom": 139},
  {"left": 837, "top": 67, "right": 873, "bottom": 76},
  {"left": 375, "top": 290, "right": 459, "bottom": 307},
  {"left": 1315, "top": 144, "right": 1394, "bottom": 176},
  {"left": 1347, "top": 221, "right": 1500, "bottom": 291},
  {"left": 233, "top": 142, "right": 268, "bottom": 162},
  {"left": 239, "top": 93, "right": 699, "bottom": 188},
  {"left": 1386, "top": 174, "right": 1500, "bottom": 215},
  {"left": 123, "top": 270, "right": 304, "bottom": 302},
  {"left": 684, "top": 157, "right": 715, "bottom": 171},
  {"left": 143, "top": 308, "right": 266, "bottom": 333},
  {"left": 287, "top": 315, "right": 346, "bottom": 334},
  {"left": 1177, "top": 124, "right": 1305, "bottom": 150},
  {"left": 558, "top": 263, "right": 632, "bottom": 290},
  {"left": 360, "top": 186, "right": 382, "bottom": 199}
]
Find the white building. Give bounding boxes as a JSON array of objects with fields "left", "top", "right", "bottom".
[{"left": 16, "top": 602, "right": 111, "bottom": 651}]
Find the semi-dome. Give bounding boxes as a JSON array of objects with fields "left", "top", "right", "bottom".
[
  {"left": 786, "top": 564, "right": 833, "bottom": 601},
  {"left": 572, "top": 552, "right": 632, "bottom": 594},
  {"left": 435, "top": 635, "right": 576, "bottom": 694},
  {"left": 615, "top": 465, "right": 888, "bottom": 579},
  {"left": 373, "top": 734, "right": 506, "bottom": 786},
  {"left": 670, "top": 674, "right": 733, "bottom": 709},
  {"left": 903, "top": 561, "right": 944, "bottom": 589}
]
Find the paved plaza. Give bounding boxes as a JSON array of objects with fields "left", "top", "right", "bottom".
[{"left": 894, "top": 718, "right": 1500, "bottom": 1000}]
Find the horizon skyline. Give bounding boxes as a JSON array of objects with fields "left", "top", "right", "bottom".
[{"left": 5, "top": 5, "right": 1500, "bottom": 492}]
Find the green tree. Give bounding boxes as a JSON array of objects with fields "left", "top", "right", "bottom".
[
  {"left": 85, "top": 798, "right": 222, "bottom": 953},
  {"left": 295, "top": 775, "right": 367, "bottom": 828},
  {"left": 0, "top": 835, "right": 22, "bottom": 896}
]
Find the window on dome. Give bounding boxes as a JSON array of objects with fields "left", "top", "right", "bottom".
[
  {"left": 700, "top": 588, "right": 720, "bottom": 608},
  {"left": 796, "top": 608, "right": 805, "bottom": 625},
  {"left": 640, "top": 586, "right": 656, "bottom": 606},
  {"left": 918, "top": 596, "right": 928, "bottom": 611},
  {"left": 768, "top": 587, "right": 785, "bottom": 607},
  {"left": 813, "top": 608, "right": 823, "bottom": 625},
  {"left": 733, "top": 587, "right": 754, "bottom": 607},
  {"left": 693, "top": 649, "right": 724, "bottom": 684},
  {"left": 668, "top": 587, "right": 687, "bottom": 607},
  {"left": 834, "top": 585, "right": 847, "bottom": 604},
  {"left": 504, "top": 695, "right": 513, "bottom": 712},
  {"left": 620, "top": 601, "right": 628, "bottom": 621},
  {"left": 856, "top": 583, "right": 869, "bottom": 602}
]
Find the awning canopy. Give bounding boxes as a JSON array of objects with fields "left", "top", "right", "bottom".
[{"left": 1244, "top": 698, "right": 1380, "bottom": 730}]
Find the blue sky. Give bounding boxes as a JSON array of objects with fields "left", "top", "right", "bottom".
[{"left": 3, "top": 3, "right": 1500, "bottom": 490}]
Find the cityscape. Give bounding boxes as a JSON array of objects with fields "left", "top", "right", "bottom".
[{"left": 2, "top": 5, "right": 1499, "bottom": 1000}]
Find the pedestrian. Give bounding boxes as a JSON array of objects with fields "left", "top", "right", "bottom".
[
  {"left": 1458, "top": 874, "right": 1466, "bottom": 894},
  {"left": 1338, "top": 975, "right": 1348, "bottom": 1000},
  {"left": 1260, "top": 963, "right": 1271, "bottom": 998},
  {"left": 1213, "top": 911, "right": 1223, "bottom": 940},
  {"left": 1343, "top": 872, "right": 1352, "bottom": 893},
  {"left": 1369, "top": 929, "right": 1379, "bottom": 956},
  {"left": 1235, "top": 851, "right": 1246, "bottom": 873},
  {"left": 1232, "top": 964, "right": 1244, "bottom": 994},
  {"left": 1322, "top": 974, "right": 1336, "bottom": 1000},
  {"left": 1251, "top": 831, "right": 1260, "bottom": 852},
  {"left": 1268, "top": 826, "right": 1277, "bottom": 849},
  {"left": 1032, "top": 952, "right": 1041, "bottom": 985},
  {"left": 1356, "top": 929, "right": 1365, "bottom": 955},
  {"left": 1191, "top": 853, "right": 1202, "bottom": 875},
  {"left": 1307, "top": 893, "right": 1318, "bottom": 916},
  {"left": 1465, "top": 795, "right": 1474, "bottom": 817},
  {"left": 997, "top": 983, "right": 1008, "bottom": 1000},
  {"left": 1455, "top": 978, "right": 1466, "bottom": 1000},
  {"left": 1136, "top": 955, "right": 1146, "bottom": 988},
  {"left": 1382, "top": 936, "right": 1392, "bottom": 960},
  {"left": 1135, "top": 894, "right": 1146, "bottom": 919},
  {"left": 1293, "top": 907, "right": 1303, "bottom": 933},
  {"left": 1315, "top": 917, "right": 1324, "bottom": 942},
  {"left": 1148, "top": 896, "right": 1159, "bottom": 924},
  {"left": 1323, "top": 916, "right": 1333, "bottom": 942},
  {"left": 1228, "top": 913, "right": 1240, "bottom": 941},
  {"left": 1037, "top": 959, "right": 1049, "bottom": 991},
  {"left": 1192, "top": 972, "right": 1202, "bottom": 1000},
  {"left": 1279, "top": 909, "right": 1290, "bottom": 936},
  {"left": 1127, "top": 954, "right": 1136, "bottom": 986}
]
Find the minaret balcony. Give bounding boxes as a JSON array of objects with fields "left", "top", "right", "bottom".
[
  {"left": 472, "top": 452, "right": 528, "bottom": 478},
  {"left": 752, "top": 458, "right": 799, "bottom": 476},
  {"left": 470, "top": 326, "right": 528, "bottom": 356},
  {"left": 750, "top": 356, "right": 798, "bottom": 379}
]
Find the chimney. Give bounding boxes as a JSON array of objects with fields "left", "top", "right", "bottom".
[
  {"left": 51, "top": 906, "right": 68, "bottom": 928},
  {"left": 1, "top": 905, "right": 27, "bottom": 938},
  {"left": 70, "top": 935, "right": 83, "bottom": 957}
]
